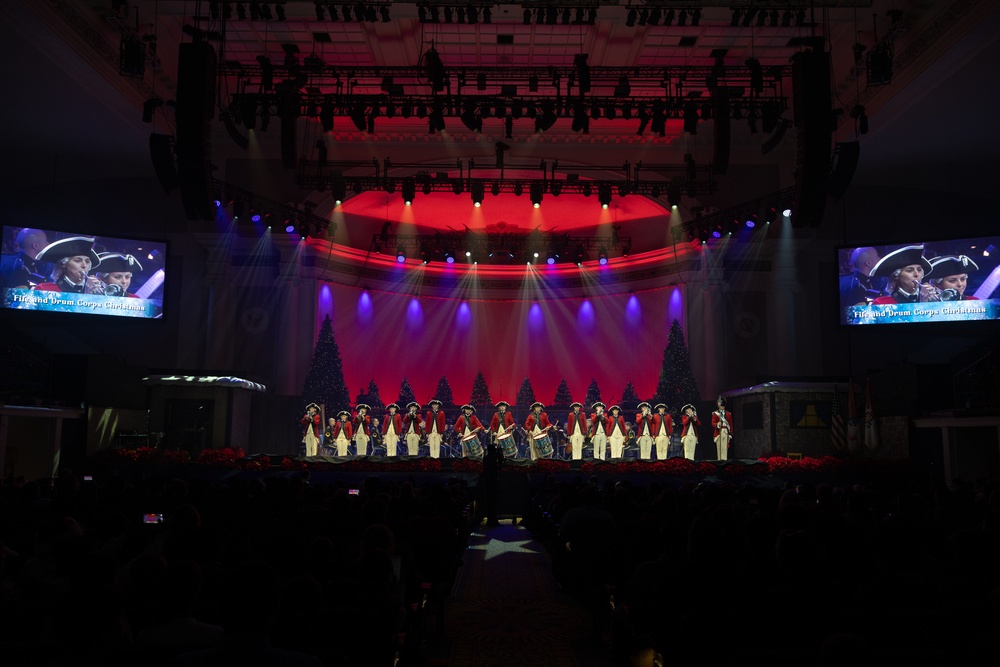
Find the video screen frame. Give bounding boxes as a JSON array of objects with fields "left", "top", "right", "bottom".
[
  {"left": 837, "top": 236, "right": 1000, "bottom": 326},
  {"left": 1, "top": 226, "right": 167, "bottom": 320}
]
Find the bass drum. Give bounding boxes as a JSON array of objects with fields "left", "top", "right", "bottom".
[
  {"left": 463, "top": 432, "right": 484, "bottom": 457},
  {"left": 497, "top": 431, "right": 518, "bottom": 458}
]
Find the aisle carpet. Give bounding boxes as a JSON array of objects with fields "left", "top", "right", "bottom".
[{"left": 433, "top": 522, "right": 610, "bottom": 667}]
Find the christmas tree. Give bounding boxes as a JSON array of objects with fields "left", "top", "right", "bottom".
[
  {"left": 397, "top": 377, "right": 417, "bottom": 407},
  {"left": 364, "top": 380, "right": 385, "bottom": 414},
  {"left": 552, "top": 377, "right": 573, "bottom": 409},
  {"left": 302, "top": 314, "right": 351, "bottom": 414},
  {"left": 585, "top": 378, "right": 602, "bottom": 408},
  {"left": 469, "top": 371, "right": 492, "bottom": 411},
  {"left": 653, "top": 319, "right": 701, "bottom": 413},
  {"left": 619, "top": 380, "right": 639, "bottom": 412},
  {"left": 434, "top": 375, "right": 456, "bottom": 410},
  {"left": 516, "top": 377, "right": 536, "bottom": 413}
]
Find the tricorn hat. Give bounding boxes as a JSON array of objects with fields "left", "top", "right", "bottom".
[
  {"left": 570, "top": 401, "right": 583, "bottom": 409},
  {"left": 429, "top": 398, "right": 443, "bottom": 407},
  {"left": 869, "top": 244, "right": 932, "bottom": 279},
  {"left": 356, "top": 403, "right": 371, "bottom": 412},
  {"left": 96, "top": 252, "right": 143, "bottom": 273},
  {"left": 386, "top": 403, "right": 400, "bottom": 411},
  {"left": 305, "top": 402, "right": 320, "bottom": 412},
  {"left": 406, "top": 402, "right": 420, "bottom": 411},
  {"left": 637, "top": 401, "right": 651, "bottom": 411},
  {"left": 35, "top": 236, "right": 101, "bottom": 267},
  {"left": 592, "top": 401, "right": 606, "bottom": 410},
  {"left": 460, "top": 404, "right": 475, "bottom": 413},
  {"left": 927, "top": 254, "right": 979, "bottom": 278},
  {"left": 654, "top": 403, "right": 667, "bottom": 411},
  {"left": 495, "top": 400, "right": 509, "bottom": 408},
  {"left": 337, "top": 410, "right": 351, "bottom": 418},
  {"left": 530, "top": 401, "right": 544, "bottom": 411},
  {"left": 609, "top": 404, "right": 622, "bottom": 412},
  {"left": 681, "top": 403, "right": 696, "bottom": 413}
]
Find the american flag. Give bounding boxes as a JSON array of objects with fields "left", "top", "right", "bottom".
[{"left": 831, "top": 388, "right": 846, "bottom": 451}]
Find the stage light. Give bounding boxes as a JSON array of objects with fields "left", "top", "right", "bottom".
[
  {"left": 460, "top": 105, "right": 482, "bottom": 133},
  {"left": 491, "top": 181, "right": 500, "bottom": 196},
  {"left": 380, "top": 5, "right": 390, "bottom": 22},
  {"left": 401, "top": 179, "right": 415, "bottom": 206},
  {"left": 571, "top": 104, "right": 589, "bottom": 133},
  {"left": 597, "top": 247, "right": 608, "bottom": 265},
  {"left": 396, "top": 246, "right": 406, "bottom": 263},
  {"left": 649, "top": 8, "right": 661, "bottom": 25},
  {"left": 482, "top": 7, "right": 491, "bottom": 23},
  {"left": 691, "top": 8, "right": 701, "bottom": 25},
  {"left": 582, "top": 183, "right": 592, "bottom": 197},
  {"left": 984, "top": 244, "right": 996, "bottom": 257},
  {"left": 513, "top": 181, "right": 524, "bottom": 197},
  {"left": 746, "top": 58, "right": 764, "bottom": 95},
  {"left": 667, "top": 185, "right": 681, "bottom": 208},
  {"left": 428, "top": 105, "right": 446, "bottom": 133},
  {"left": 550, "top": 181, "right": 562, "bottom": 197},
  {"left": 285, "top": 222, "right": 296, "bottom": 233},
  {"left": 350, "top": 105, "right": 367, "bottom": 132},
  {"left": 598, "top": 184, "right": 612, "bottom": 209},
  {"left": 523, "top": 8, "right": 531, "bottom": 24},
  {"left": 444, "top": 250, "right": 456, "bottom": 264},
  {"left": 535, "top": 102, "right": 557, "bottom": 133},
  {"left": 251, "top": 213, "right": 262, "bottom": 222},
  {"left": 465, "top": 250, "right": 472, "bottom": 258},
  {"left": 546, "top": 251, "right": 558, "bottom": 265},
  {"left": 683, "top": 101, "right": 699, "bottom": 134},
  {"left": 471, "top": 182, "right": 484, "bottom": 207},
  {"left": 275, "top": 4, "right": 285, "bottom": 20},
  {"left": 452, "top": 179, "right": 463, "bottom": 195},
  {"left": 782, "top": 208, "right": 792, "bottom": 218},
  {"left": 625, "top": 9, "right": 636, "bottom": 27},
  {"left": 530, "top": 182, "right": 543, "bottom": 208}
]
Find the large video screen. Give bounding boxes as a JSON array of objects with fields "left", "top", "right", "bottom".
[
  {"left": 839, "top": 236, "right": 1000, "bottom": 325},
  {"left": 1, "top": 226, "right": 165, "bottom": 319}
]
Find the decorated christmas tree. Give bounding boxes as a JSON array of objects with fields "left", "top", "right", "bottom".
[
  {"left": 516, "top": 377, "right": 536, "bottom": 413},
  {"left": 434, "top": 375, "right": 456, "bottom": 410},
  {"left": 619, "top": 380, "right": 640, "bottom": 412},
  {"left": 585, "top": 378, "right": 602, "bottom": 408},
  {"left": 362, "top": 380, "right": 385, "bottom": 414},
  {"left": 397, "top": 377, "right": 417, "bottom": 407},
  {"left": 302, "top": 314, "right": 351, "bottom": 414},
  {"left": 469, "top": 371, "right": 492, "bottom": 411},
  {"left": 653, "top": 319, "right": 701, "bottom": 413},
  {"left": 552, "top": 377, "right": 573, "bottom": 409}
]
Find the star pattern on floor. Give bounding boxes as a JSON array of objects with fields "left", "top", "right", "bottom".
[{"left": 466, "top": 532, "right": 540, "bottom": 561}]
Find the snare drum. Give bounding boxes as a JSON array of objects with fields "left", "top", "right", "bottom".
[
  {"left": 532, "top": 431, "right": 553, "bottom": 458},
  {"left": 497, "top": 430, "right": 518, "bottom": 457},
  {"left": 463, "top": 432, "right": 483, "bottom": 457}
]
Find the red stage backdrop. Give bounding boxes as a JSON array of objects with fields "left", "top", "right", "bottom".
[{"left": 318, "top": 282, "right": 688, "bottom": 407}]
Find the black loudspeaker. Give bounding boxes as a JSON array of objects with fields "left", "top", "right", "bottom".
[
  {"left": 791, "top": 48, "right": 832, "bottom": 228},
  {"left": 148, "top": 133, "right": 179, "bottom": 193},
  {"left": 712, "top": 98, "right": 730, "bottom": 175},
  {"left": 277, "top": 86, "right": 300, "bottom": 169},
  {"left": 175, "top": 41, "right": 217, "bottom": 220},
  {"left": 828, "top": 141, "right": 861, "bottom": 200}
]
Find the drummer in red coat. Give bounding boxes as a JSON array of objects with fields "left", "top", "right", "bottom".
[
  {"left": 490, "top": 400, "right": 517, "bottom": 456},
  {"left": 331, "top": 410, "right": 354, "bottom": 457},
  {"left": 652, "top": 403, "right": 674, "bottom": 459},
  {"left": 525, "top": 401, "right": 553, "bottom": 460},
  {"left": 425, "top": 399, "right": 447, "bottom": 459},
  {"left": 566, "top": 402, "right": 587, "bottom": 461},
  {"left": 382, "top": 403, "right": 403, "bottom": 457},
  {"left": 455, "top": 404, "right": 485, "bottom": 458}
]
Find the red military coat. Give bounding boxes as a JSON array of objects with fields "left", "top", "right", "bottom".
[
  {"left": 589, "top": 412, "right": 610, "bottom": 436},
  {"left": 490, "top": 410, "right": 515, "bottom": 434},
  {"left": 425, "top": 409, "right": 447, "bottom": 435},
  {"left": 454, "top": 414, "right": 484, "bottom": 434},
  {"left": 635, "top": 412, "right": 654, "bottom": 437},
  {"left": 712, "top": 410, "right": 733, "bottom": 439},
  {"left": 353, "top": 413, "right": 371, "bottom": 436},
  {"left": 524, "top": 412, "right": 551, "bottom": 432},
  {"left": 608, "top": 414, "right": 628, "bottom": 437},
  {"left": 403, "top": 412, "right": 424, "bottom": 436},
  {"left": 301, "top": 412, "right": 322, "bottom": 438},
  {"left": 566, "top": 411, "right": 587, "bottom": 436},
  {"left": 681, "top": 414, "right": 700, "bottom": 438},
  {"left": 331, "top": 420, "right": 353, "bottom": 440},
  {"left": 651, "top": 413, "right": 673, "bottom": 437},
  {"left": 382, "top": 412, "right": 403, "bottom": 435}
]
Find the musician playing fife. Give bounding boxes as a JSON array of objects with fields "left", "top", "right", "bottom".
[
  {"left": 652, "top": 404, "right": 674, "bottom": 459},
  {"left": 635, "top": 402, "right": 655, "bottom": 460},
  {"left": 712, "top": 396, "right": 733, "bottom": 461},
  {"left": 590, "top": 402, "right": 609, "bottom": 461},
  {"left": 403, "top": 402, "right": 424, "bottom": 456},
  {"left": 490, "top": 400, "right": 516, "bottom": 456},
  {"left": 332, "top": 410, "right": 354, "bottom": 457},
  {"left": 425, "top": 399, "right": 447, "bottom": 459},
  {"left": 681, "top": 404, "right": 700, "bottom": 460},
  {"left": 566, "top": 402, "right": 587, "bottom": 461},
  {"left": 382, "top": 403, "right": 403, "bottom": 457},
  {"left": 455, "top": 404, "right": 485, "bottom": 458},
  {"left": 301, "top": 403, "right": 322, "bottom": 457},
  {"left": 525, "top": 402, "right": 553, "bottom": 460},
  {"left": 608, "top": 405, "right": 628, "bottom": 459},
  {"left": 353, "top": 404, "right": 372, "bottom": 456}
]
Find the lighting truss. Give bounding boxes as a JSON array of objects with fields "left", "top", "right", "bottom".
[{"left": 671, "top": 186, "right": 797, "bottom": 240}]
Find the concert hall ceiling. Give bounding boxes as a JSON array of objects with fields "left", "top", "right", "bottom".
[{"left": 2, "top": 1, "right": 999, "bottom": 271}]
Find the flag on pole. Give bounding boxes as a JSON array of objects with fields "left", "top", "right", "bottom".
[
  {"left": 831, "top": 387, "right": 846, "bottom": 451},
  {"left": 864, "top": 377, "right": 879, "bottom": 451},
  {"left": 846, "top": 381, "right": 860, "bottom": 452}
]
